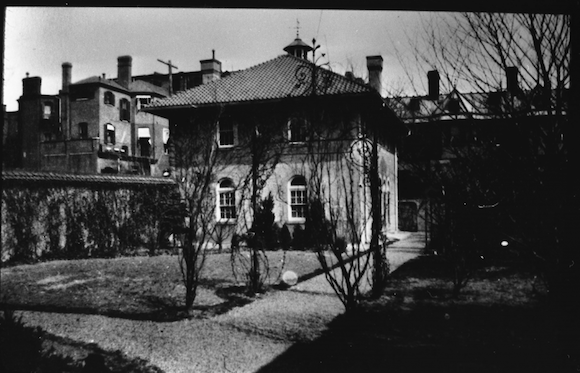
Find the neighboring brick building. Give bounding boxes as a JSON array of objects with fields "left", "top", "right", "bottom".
[
  {"left": 6, "top": 56, "right": 174, "bottom": 176},
  {"left": 388, "top": 68, "right": 566, "bottom": 232},
  {"left": 145, "top": 37, "right": 403, "bottom": 245}
]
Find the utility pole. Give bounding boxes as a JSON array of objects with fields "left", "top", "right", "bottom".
[{"left": 157, "top": 59, "right": 178, "bottom": 96}]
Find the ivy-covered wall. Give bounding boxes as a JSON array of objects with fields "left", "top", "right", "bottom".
[{"left": 1, "top": 172, "right": 180, "bottom": 264}]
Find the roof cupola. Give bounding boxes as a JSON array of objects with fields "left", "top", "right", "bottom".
[{"left": 283, "top": 20, "right": 313, "bottom": 60}]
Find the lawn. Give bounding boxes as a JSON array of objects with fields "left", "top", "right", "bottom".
[{"left": 0, "top": 250, "right": 322, "bottom": 321}]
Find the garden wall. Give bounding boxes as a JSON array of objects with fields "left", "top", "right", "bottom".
[{"left": 1, "top": 171, "right": 180, "bottom": 264}]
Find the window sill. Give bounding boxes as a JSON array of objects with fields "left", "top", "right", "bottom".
[
  {"left": 287, "top": 218, "right": 306, "bottom": 224},
  {"left": 217, "top": 219, "right": 237, "bottom": 225},
  {"left": 218, "top": 144, "right": 235, "bottom": 149}
]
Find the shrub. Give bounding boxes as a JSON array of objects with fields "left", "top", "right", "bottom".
[
  {"left": 292, "top": 225, "right": 307, "bottom": 250},
  {"left": 279, "top": 224, "right": 292, "bottom": 251}
]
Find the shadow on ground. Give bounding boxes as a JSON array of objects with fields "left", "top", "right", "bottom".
[
  {"left": 257, "top": 257, "right": 580, "bottom": 373},
  {"left": 257, "top": 302, "right": 579, "bottom": 373},
  {"left": 0, "top": 283, "right": 255, "bottom": 322}
]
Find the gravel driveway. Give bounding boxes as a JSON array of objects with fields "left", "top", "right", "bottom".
[{"left": 18, "top": 232, "right": 424, "bottom": 373}]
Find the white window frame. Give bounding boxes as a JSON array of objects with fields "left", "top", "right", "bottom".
[
  {"left": 136, "top": 95, "right": 152, "bottom": 111},
  {"left": 217, "top": 179, "right": 236, "bottom": 222},
  {"left": 218, "top": 119, "right": 236, "bottom": 148},
  {"left": 43, "top": 103, "right": 52, "bottom": 120},
  {"left": 104, "top": 123, "right": 115, "bottom": 145},
  {"left": 288, "top": 176, "right": 307, "bottom": 222}
]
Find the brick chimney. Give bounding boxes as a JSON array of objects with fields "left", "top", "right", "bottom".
[
  {"left": 117, "top": 55, "right": 132, "bottom": 88},
  {"left": 506, "top": 66, "right": 519, "bottom": 93},
  {"left": 62, "top": 62, "right": 72, "bottom": 93},
  {"left": 366, "top": 55, "right": 383, "bottom": 94},
  {"left": 61, "top": 62, "right": 72, "bottom": 139},
  {"left": 22, "top": 75, "right": 41, "bottom": 97},
  {"left": 427, "top": 70, "right": 440, "bottom": 100},
  {"left": 200, "top": 50, "right": 222, "bottom": 85}
]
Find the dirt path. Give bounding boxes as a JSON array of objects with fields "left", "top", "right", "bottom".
[{"left": 18, "top": 232, "right": 425, "bottom": 373}]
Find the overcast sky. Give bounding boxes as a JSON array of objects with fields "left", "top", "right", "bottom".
[{"left": 3, "top": 7, "right": 441, "bottom": 111}]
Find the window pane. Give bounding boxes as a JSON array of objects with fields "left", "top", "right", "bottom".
[
  {"left": 220, "top": 131, "right": 234, "bottom": 146},
  {"left": 219, "top": 190, "right": 236, "bottom": 219}
]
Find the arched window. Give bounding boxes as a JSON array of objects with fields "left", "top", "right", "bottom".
[
  {"left": 217, "top": 178, "right": 236, "bottom": 220},
  {"left": 104, "top": 123, "right": 115, "bottom": 144},
  {"left": 104, "top": 91, "right": 115, "bottom": 106},
  {"left": 288, "top": 176, "right": 307, "bottom": 220},
  {"left": 119, "top": 98, "right": 130, "bottom": 121},
  {"left": 288, "top": 117, "right": 307, "bottom": 143}
]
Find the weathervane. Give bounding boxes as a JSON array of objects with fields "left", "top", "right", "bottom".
[{"left": 294, "top": 19, "right": 300, "bottom": 38}]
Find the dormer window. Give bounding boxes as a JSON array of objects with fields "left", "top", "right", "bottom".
[
  {"left": 104, "top": 91, "right": 115, "bottom": 106},
  {"left": 119, "top": 98, "right": 130, "bottom": 121},
  {"left": 288, "top": 117, "right": 308, "bottom": 143}
]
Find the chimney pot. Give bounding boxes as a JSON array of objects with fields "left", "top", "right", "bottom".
[
  {"left": 366, "top": 55, "right": 383, "bottom": 94},
  {"left": 62, "top": 62, "right": 72, "bottom": 93},
  {"left": 23, "top": 76, "right": 42, "bottom": 97},
  {"left": 427, "top": 70, "right": 440, "bottom": 100},
  {"left": 506, "top": 66, "right": 519, "bottom": 93},
  {"left": 117, "top": 55, "right": 132, "bottom": 88}
]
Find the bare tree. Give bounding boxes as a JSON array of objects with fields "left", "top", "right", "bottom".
[
  {"left": 228, "top": 108, "right": 289, "bottom": 296},
  {"left": 170, "top": 110, "right": 229, "bottom": 310},
  {"left": 392, "top": 12, "right": 573, "bottom": 297},
  {"left": 301, "top": 96, "right": 386, "bottom": 313}
]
